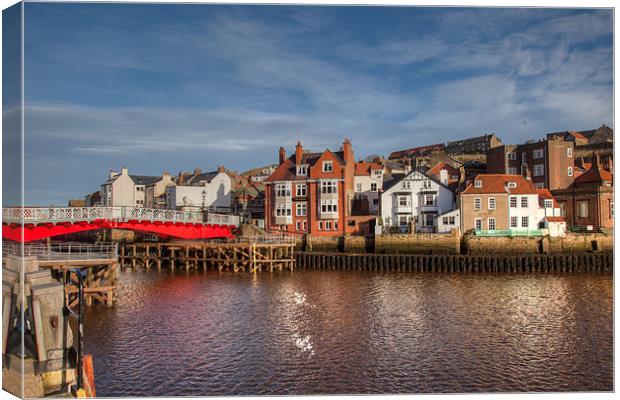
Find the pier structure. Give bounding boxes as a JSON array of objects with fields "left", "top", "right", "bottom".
[
  {"left": 119, "top": 234, "right": 297, "bottom": 273},
  {"left": 2, "top": 206, "right": 236, "bottom": 242},
  {"left": 2, "top": 241, "right": 119, "bottom": 307}
]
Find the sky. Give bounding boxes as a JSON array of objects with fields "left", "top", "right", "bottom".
[{"left": 9, "top": 3, "right": 615, "bottom": 205}]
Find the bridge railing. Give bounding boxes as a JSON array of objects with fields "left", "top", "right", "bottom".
[
  {"left": 3, "top": 206, "right": 209, "bottom": 225},
  {"left": 3, "top": 241, "right": 118, "bottom": 261}
]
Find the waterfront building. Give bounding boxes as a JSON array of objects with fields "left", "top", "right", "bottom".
[
  {"left": 264, "top": 139, "right": 359, "bottom": 236},
  {"left": 84, "top": 190, "right": 101, "bottom": 207},
  {"left": 552, "top": 154, "right": 614, "bottom": 230},
  {"left": 379, "top": 169, "right": 455, "bottom": 233},
  {"left": 445, "top": 133, "right": 503, "bottom": 155},
  {"left": 486, "top": 136, "right": 575, "bottom": 190},
  {"left": 100, "top": 167, "right": 165, "bottom": 207},
  {"left": 352, "top": 161, "right": 384, "bottom": 215},
  {"left": 145, "top": 172, "right": 175, "bottom": 209},
  {"left": 458, "top": 174, "right": 565, "bottom": 236},
  {"left": 166, "top": 167, "right": 232, "bottom": 211}
]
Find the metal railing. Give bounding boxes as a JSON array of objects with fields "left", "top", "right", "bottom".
[
  {"left": 474, "top": 229, "right": 544, "bottom": 237},
  {"left": 205, "top": 213, "right": 240, "bottom": 226},
  {"left": 2, "top": 206, "right": 228, "bottom": 225},
  {"left": 2, "top": 242, "right": 118, "bottom": 261}
]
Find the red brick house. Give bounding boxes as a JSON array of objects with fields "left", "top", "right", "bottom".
[
  {"left": 552, "top": 154, "right": 614, "bottom": 230},
  {"left": 264, "top": 139, "right": 358, "bottom": 236}
]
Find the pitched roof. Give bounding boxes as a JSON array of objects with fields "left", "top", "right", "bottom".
[
  {"left": 130, "top": 175, "right": 161, "bottom": 185},
  {"left": 426, "top": 162, "right": 459, "bottom": 179},
  {"left": 574, "top": 164, "right": 613, "bottom": 184},
  {"left": 189, "top": 171, "right": 218, "bottom": 185},
  {"left": 536, "top": 188, "right": 559, "bottom": 207},
  {"left": 265, "top": 149, "right": 346, "bottom": 183},
  {"left": 460, "top": 174, "right": 538, "bottom": 195},
  {"left": 567, "top": 131, "right": 587, "bottom": 140},
  {"left": 354, "top": 162, "right": 382, "bottom": 176}
]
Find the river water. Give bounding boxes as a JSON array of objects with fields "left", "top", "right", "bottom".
[{"left": 83, "top": 270, "right": 613, "bottom": 396}]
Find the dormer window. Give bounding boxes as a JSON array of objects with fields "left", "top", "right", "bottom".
[
  {"left": 544, "top": 199, "right": 553, "bottom": 208},
  {"left": 296, "top": 165, "right": 308, "bottom": 176},
  {"left": 507, "top": 182, "right": 517, "bottom": 188},
  {"left": 474, "top": 180, "right": 482, "bottom": 188},
  {"left": 322, "top": 161, "right": 333, "bottom": 173},
  {"left": 372, "top": 169, "right": 382, "bottom": 177}
]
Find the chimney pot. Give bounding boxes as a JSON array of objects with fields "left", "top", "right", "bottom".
[
  {"left": 279, "top": 147, "right": 286, "bottom": 165},
  {"left": 217, "top": 165, "right": 225, "bottom": 173}
]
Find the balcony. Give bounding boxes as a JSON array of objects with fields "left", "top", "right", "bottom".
[
  {"left": 395, "top": 205, "right": 412, "bottom": 214},
  {"left": 318, "top": 211, "right": 339, "bottom": 220},
  {"left": 274, "top": 215, "right": 293, "bottom": 225}
]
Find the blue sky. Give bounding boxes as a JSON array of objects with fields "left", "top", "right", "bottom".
[{"left": 15, "top": 4, "right": 614, "bottom": 205}]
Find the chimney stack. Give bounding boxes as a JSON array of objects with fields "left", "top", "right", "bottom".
[
  {"left": 278, "top": 147, "right": 286, "bottom": 165},
  {"left": 217, "top": 165, "right": 225, "bottom": 173},
  {"left": 194, "top": 168, "right": 201, "bottom": 175},
  {"left": 121, "top": 166, "right": 128, "bottom": 175},
  {"left": 342, "top": 138, "right": 353, "bottom": 165},
  {"left": 295, "top": 141, "right": 303, "bottom": 165}
]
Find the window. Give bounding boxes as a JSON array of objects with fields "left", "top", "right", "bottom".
[
  {"left": 521, "top": 217, "right": 529, "bottom": 228},
  {"left": 475, "top": 218, "right": 482, "bottom": 230},
  {"left": 136, "top": 186, "right": 144, "bottom": 192},
  {"left": 508, "top": 167, "right": 517, "bottom": 175},
  {"left": 356, "top": 183, "right": 362, "bottom": 192},
  {"left": 320, "top": 199, "right": 338, "bottom": 213},
  {"left": 422, "top": 180, "right": 432, "bottom": 189},
  {"left": 533, "top": 164, "right": 544, "bottom": 176},
  {"left": 425, "top": 194, "right": 436, "bottom": 206},
  {"left": 275, "top": 183, "right": 291, "bottom": 197},
  {"left": 318, "top": 221, "right": 323, "bottom": 230},
  {"left": 510, "top": 216, "right": 518, "bottom": 228},
  {"left": 521, "top": 197, "right": 528, "bottom": 208},
  {"left": 443, "top": 216, "right": 449, "bottom": 224},
  {"left": 535, "top": 182, "right": 545, "bottom": 189},
  {"left": 296, "top": 184, "right": 307, "bottom": 197},
  {"left": 508, "top": 152, "right": 516, "bottom": 160},
  {"left": 373, "top": 198, "right": 379, "bottom": 205},
  {"left": 488, "top": 217, "right": 496, "bottom": 230},
  {"left": 488, "top": 197, "right": 496, "bottom": 210},
  {"left": 275, "top": 204, "right": 292, "bottom": 217},
  {"left": 398, "top": 195, "right": 410, "bottom": 207},
  {"left": 567, "top": 148, "right": 573, "bottom": 157},
  {"left": 522, "top": 153, "right": 527, "bottom": 163},
  {"left": 320, "top": 180, "right": 338, "bottom": 194},
  {"left": 296, "top": 203, "right": 307, "bottom": 216},
  {"left": 398, "top": 215, "right": 409, "bottom": 226},
  {"left": 533, "top": 149, "right": 544, "bottom": 159},
  {"left": 325, "top": 221, "right": 332, "bottom": 230},
  {"left": 449, "top": 216, "right": 455, "bottom": 225},
  {"left": 568, "top": 167, "right": 573, "bottom": 177},
  {"left": 322, "top": 161, "right": 333, "bottom": 172},
  {"left": 403, "top": 180, "right": 411, "bottom": 190},
  {"left": 372, "top": 169, "right": 382, "bottom": 177},
  {"left": 544, "top": 199, "right": 553, "bottom": 209},
  {"left": 302, "top": 221, "right": 307, "bottom": 231},
  {"left": 474, "top": 180, "right": 482, "bottom": 188},
  {"left": 510, "top": 196, "right": 517, "bottom": 208},
  {"left": 296, "top": 165, "right": 308, "bottom": 176},
  {"left": 578, "top": 201, "right": 589, "bottom": 218},
  {"left": 370, "top": 183, "right": 378, "bottom": 192},
  {"left": 474, "top": 198, "right": 481, "bottom": 210},
  {"left": 296, "top": 221, "right": 301, "bottom": 231},
  {"left": 334, "top": 221, "right": 338, "bottom": 230}
]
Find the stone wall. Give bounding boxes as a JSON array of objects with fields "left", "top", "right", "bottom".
[
  {"left": 464, "top": 232, "right": 613, "bottom": 255},
  {"left": 343, "top": 235, "right": 368, "bottom": 253},
  {"left": 375, "top": 232, "right": 460, "bottom": 254},
  {"left": 304, "top": 235, "right": 342, "bottom": 252},
  {"left": 547, "top": 233, "right": 613, "bottom": 253}
]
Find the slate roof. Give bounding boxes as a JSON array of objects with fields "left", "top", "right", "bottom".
[
  {"left": 461, "top": 174, "right": 538, "bottom": 195},
  {"left": 130, "top": 175, "right": 161, "bottom": 185},
  {"left": 188, "top": 171, "right": 218, "bottom": 185},
  {"left": 388, "top": 143, "right": 445, "bottom": 160}
]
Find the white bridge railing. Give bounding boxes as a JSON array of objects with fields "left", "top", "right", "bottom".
[
  {"left": 2, "top": 206, "right": 236, "bottom": 226},
  {"left": 2, "top": 241, "right": 118, "bottom": 261}
]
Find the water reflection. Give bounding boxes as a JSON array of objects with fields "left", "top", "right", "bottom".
[{"left": 83, "top": 270, "right": 613, "bottom": 396}]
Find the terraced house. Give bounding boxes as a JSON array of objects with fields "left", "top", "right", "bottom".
[
  {"left": 264, "top": 139, "right": 357, "bottom": 236},
  {"left": 458, "top": 174, "right": 565, "bottom": 237}
]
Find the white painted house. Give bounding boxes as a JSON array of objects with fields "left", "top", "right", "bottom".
[
  {"left": 379, "top": 169, "right": 455, "bottom": 233},
  {"left": 101, "top": 167, "right": 163, "bottom": 207},
  {"left": 353, "top": 162, "right": 384, "bottom": 215},
  {"left": 166, "top": 169, "right": 232, "bottom": 211}
]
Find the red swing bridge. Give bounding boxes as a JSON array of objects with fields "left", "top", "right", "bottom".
[{"left": 2, "top": 206, "right": 236, "bottom": 242}]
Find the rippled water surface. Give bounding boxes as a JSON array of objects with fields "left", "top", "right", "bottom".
[{"left": 84, "top": 270, "right": 613, "bottom": 396}]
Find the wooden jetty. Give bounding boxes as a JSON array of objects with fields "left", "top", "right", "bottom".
[{"left": 119, "top": 239, "right": 296, "bottom": 273}]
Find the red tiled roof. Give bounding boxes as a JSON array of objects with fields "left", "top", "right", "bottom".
[
  {"left": 545, "top": 216, "right": 566, "bottom": 223},
  {"left": 574, "top": 164, "right": 613, "bottom": 184},
  {"left": 354, "top": 162, "right": 382, "bottom": 176},
  {"left": 427, "top": 162, "right": 459, "bottom": 180},
  {"left": 461, "top": 174, "right": 538, "bottom": 195},
  {"left": 264, "top": 148, "right": 346, "bottom": 183},
  {"left": 536, "top": 188, "right": 559, "bottom": 207},
  {"left": 567, "top": 131, "right": 587, "bottom": 140}
]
